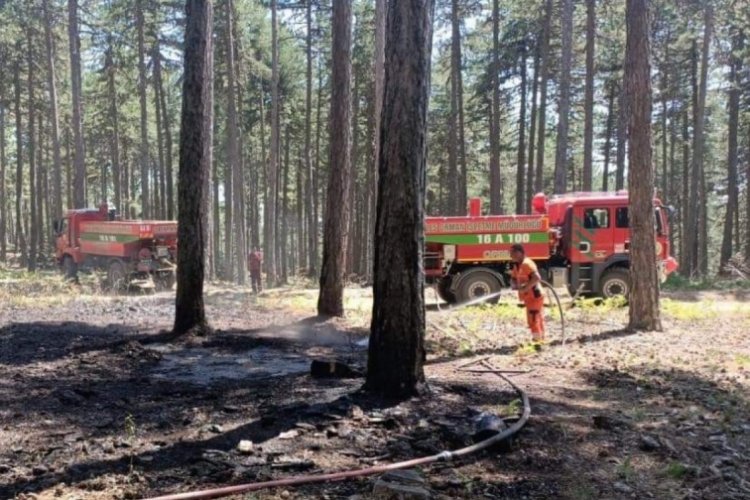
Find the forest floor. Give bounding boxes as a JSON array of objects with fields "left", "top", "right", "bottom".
[{"left": 0, "top": 270, "right": 749, "bottom": 500}]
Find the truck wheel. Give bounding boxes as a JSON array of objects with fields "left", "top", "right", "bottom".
[
  {"left": 155, "top": 272, "right": 176, "bottom": 292},
  {"left": 436, "top": 278, "right": 456, "bottom": 304},
  {"left": 62, "top": 256, "right": 78, "bottom": 282},
  {"left": 456, "top": 269, "right": 503, "bottom": 305},
  {"left": 599, "top": 268, "right": 630, "bottom": 298},
  {"left": 107, "top": 260, "right": 128, "bottom": 292}
]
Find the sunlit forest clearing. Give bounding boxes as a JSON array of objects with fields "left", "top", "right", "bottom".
[
  {"left": 1, "top": 0, "right": 750, "bottom": 498},
  {"left": 1, "top": 271, "right": 749, "bottom": 499}
]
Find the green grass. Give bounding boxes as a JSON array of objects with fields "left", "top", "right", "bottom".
[
  {"left": 616, "top": 457, "right": 636, "bottom": 481},
  {"left": 663, "top": 273, "right": 750, "bottom": 291},
  {"left": 661, "top": 298, "right": 717, "bottom": 320},
  {"left": 662, "top": 461, "right": 690, "bottom": 480}
]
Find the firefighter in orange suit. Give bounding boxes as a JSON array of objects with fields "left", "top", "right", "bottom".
[{"left": 509, "top": 244, "right": 545, "bottom": 342}]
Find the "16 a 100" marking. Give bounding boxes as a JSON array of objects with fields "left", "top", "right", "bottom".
[{"left": 476, "top": 233, "right": 531, "bottom": 244}]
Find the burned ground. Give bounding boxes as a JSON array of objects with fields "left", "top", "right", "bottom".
[{"left": 0, "top": 277, "right": 748, "bottom": 499}]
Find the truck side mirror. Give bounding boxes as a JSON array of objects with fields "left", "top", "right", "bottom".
[{"left": 52, "top": 219, "right": 61, "bottom": 235}]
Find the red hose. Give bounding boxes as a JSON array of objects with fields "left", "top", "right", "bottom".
[{"left": 143, "top": 367, "right": 530, "bottom": 500}]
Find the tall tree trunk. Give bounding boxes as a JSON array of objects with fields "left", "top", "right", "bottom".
[
  {"left": 43, "top": 0, "right": 63, "bottom": 220},
  {"left": 68, "top": 0, "right": 85, "bottom": 208},
  {"left": 554, "top": 0, "right": 573, "bottom": 194},
  {"left": 602, "top": 82, "right": 615, "bottom": 191},
  {"left": 582, "top": 0, "right": 595, "bottom": 191},
  {"left": 153, "top": 45, "right": 166, "bottom": 218},
  {"left": 446, "top": 74, "right": 459, "bottom": 214},
  {"left": 346, "top": 71, "right": 360, "bottom": 275},
  {"left": 105, "top": 41, "right": 122, "bottom": 213},
  {"left": 615, "top": 82, "right": 627, "bottom": 190},
  {"left": 451, "top": 0, "right": 468, "bottom": 213},
  {"left": 0, "top": 92, "right": 6, "bottom": 261},
  {"left": 305, "top": 0, "right": 317, "bottom": 275},
  {"left": 38, "top": 114, "right": 47, "bottom": 252},
  {"left": 526, "top": 38, "right": 540, "bottom": 208},
  {"left": 136, "top": 0, "right": 151, "bottom": 218},
  {"left": 14, "top": 54, "right": 27, "bottom": 265},
  {"left": 366, "top": 0, "right": 432, "bottom": 398},
  {"left": 625, "top": 0, "right": 661, "bottom": 331},
  {"left": 266, "top": 0, "right": 280, "bottom": 286},
  {"left": 281, "top": 126, "right": 290, "bottom": 283},
  {"left": 318, "top": 0, "right": 353, "bottom": 317},
  {"left": 535, "top": 0, "right": 553, "bottom": 192},
  {"left": 720, "top": 32, "right": 743, "bottom": 273},
  {"left": 369, "top": 0, "right": 386, "bottom": 281},
  {"left": 157, "top": 59, "right": 175, "bottom": 219},
  {"left": 28, "top": 26, "right": 38, "bottom": 272},
  {"left": 686, "top": 9, "right": 712, "bottom": 277},
  {"left": 225, "top": 0, "right": 246, "bottom": 284},
  {"left": 680, "top": 108, "right": 689, "bottom": 266},
  {"left": 296, "top": 156, "right": 304, "bottom": 273},
  {"left": 516, "top": 42, "right": 527, "bottom": 214},
  {"left": 173, "top": 0, "right": 213, "bottom": 337},
  {"left": 489, "top": 0, "right": 502, "bottom": 214}
]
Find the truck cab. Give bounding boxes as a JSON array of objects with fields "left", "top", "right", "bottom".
[{"left": 538, "top": 191, "right": 677, "bottom": 297}]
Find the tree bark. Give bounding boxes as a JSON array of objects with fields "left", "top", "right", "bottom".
[
  {"left": 157, "top": 55, "right": 175, "bottom": 219},
  {"left": 68, "top": 0, "right": 85, "bottom": 208},
  {"left": 225, "top": 0, "right": 246, "bottom": 284},
  {"left": 602, "top": 81, "right": 615, "bottom": 191},
  {"left": 43, "top": 0, "right": 63, "bottom": 220},
  {"left": 489, "top": 0, "right": 502, "bottom": 214},
  {"left": 173, "top": 0, "right": 213, "bottom": 337},
  {"left": 318, "top": 0, "right": 353, "bottom": 318},
  {"left": 526, "top": 37, "right": 540, "bottom": 208},
  {"left": 582, "top": 0, "right": 595, "bottom": 191},
  {"left": 0, "top": 84, "right": 6, "bottom": 261},
  {"left": 153, "top": 45, "right": 166, "bottom": 218},
  {"left": 105, "top": 41, "right": 122, "bottom": 213},
  {"left": 14, "top": 51, "right": 27, "bottom": 265},
  {"left": 451, "top": 0, "right": 468, "bottom": 213},
  {"left": 266, "top": 0, "right": 280, "bottom": 286},
  {"left": 535, "top": 0, "right": 552, "bottom": 193},
  {"left": 368, "top": 0, "right": 386, "bottom": 280},
  {"left": 625, "top": 0, "right": 661, "bottom": 331},
  {"left": 516, "top": 42, "right": 527, "bottom": 214},
  {"left": 685, "top": 9, "right": 712, "bottom": 277},
  {"left": 615, "top": 82, "right": 627, "bottom": 190},
  {"left": 136, "top": 0, "right": 151, "bottom": 218},
  {"left": 305, "top": 0, "right": 317, "bottom": 275},
  {"left": 554, "top": 0, "right": 573, "bottom": 194},
  {"left": 365, "top": 0, "right": 433, "bottom": 398},
  {"left": 720, "top": 32, "right": 743, "bottom": 273},
  {"left": 28, "top": 25, "right": 38, "bottom": 271}
]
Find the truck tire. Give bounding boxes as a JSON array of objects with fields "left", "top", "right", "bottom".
[
  {"left": 599, "top": 268, "right": 630, "bottom": 299},
  {"left": 62, "top": 255, "right": 78, "bottom": 282},
  {"left": 436, "top": 278, "right": 456, "bottom": 304},
  {"left": 456, "top": 269, "right": 504, "bottom": 305},
  {"left": 107, "top": 259, "right": 128, "bottom": 292},
  {"left": 155, "top": 271, "right": 176, "bottom": 291}
]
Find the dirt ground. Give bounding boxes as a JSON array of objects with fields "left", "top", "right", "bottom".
[{"left": 0, "top": 274, "right": 749, "bottom": 500}]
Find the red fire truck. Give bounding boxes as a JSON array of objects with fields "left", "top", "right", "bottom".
[
  {"left": 425, "top": 191, "right": 678, "bottom": 304},
  {"left": 53, "top": 204, "right": 178, "bottom": 290}
]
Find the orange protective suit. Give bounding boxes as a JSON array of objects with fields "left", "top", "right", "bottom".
[{"left": 511, "top": 257, "right": 545, "bottom": 341}]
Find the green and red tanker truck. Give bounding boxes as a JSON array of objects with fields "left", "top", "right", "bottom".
[
  {"left": 54, "top": 204, "right": 178, "bottom": 290},
  {"left": 425, "top": 191, "right": 678, "bottom": 304}
]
